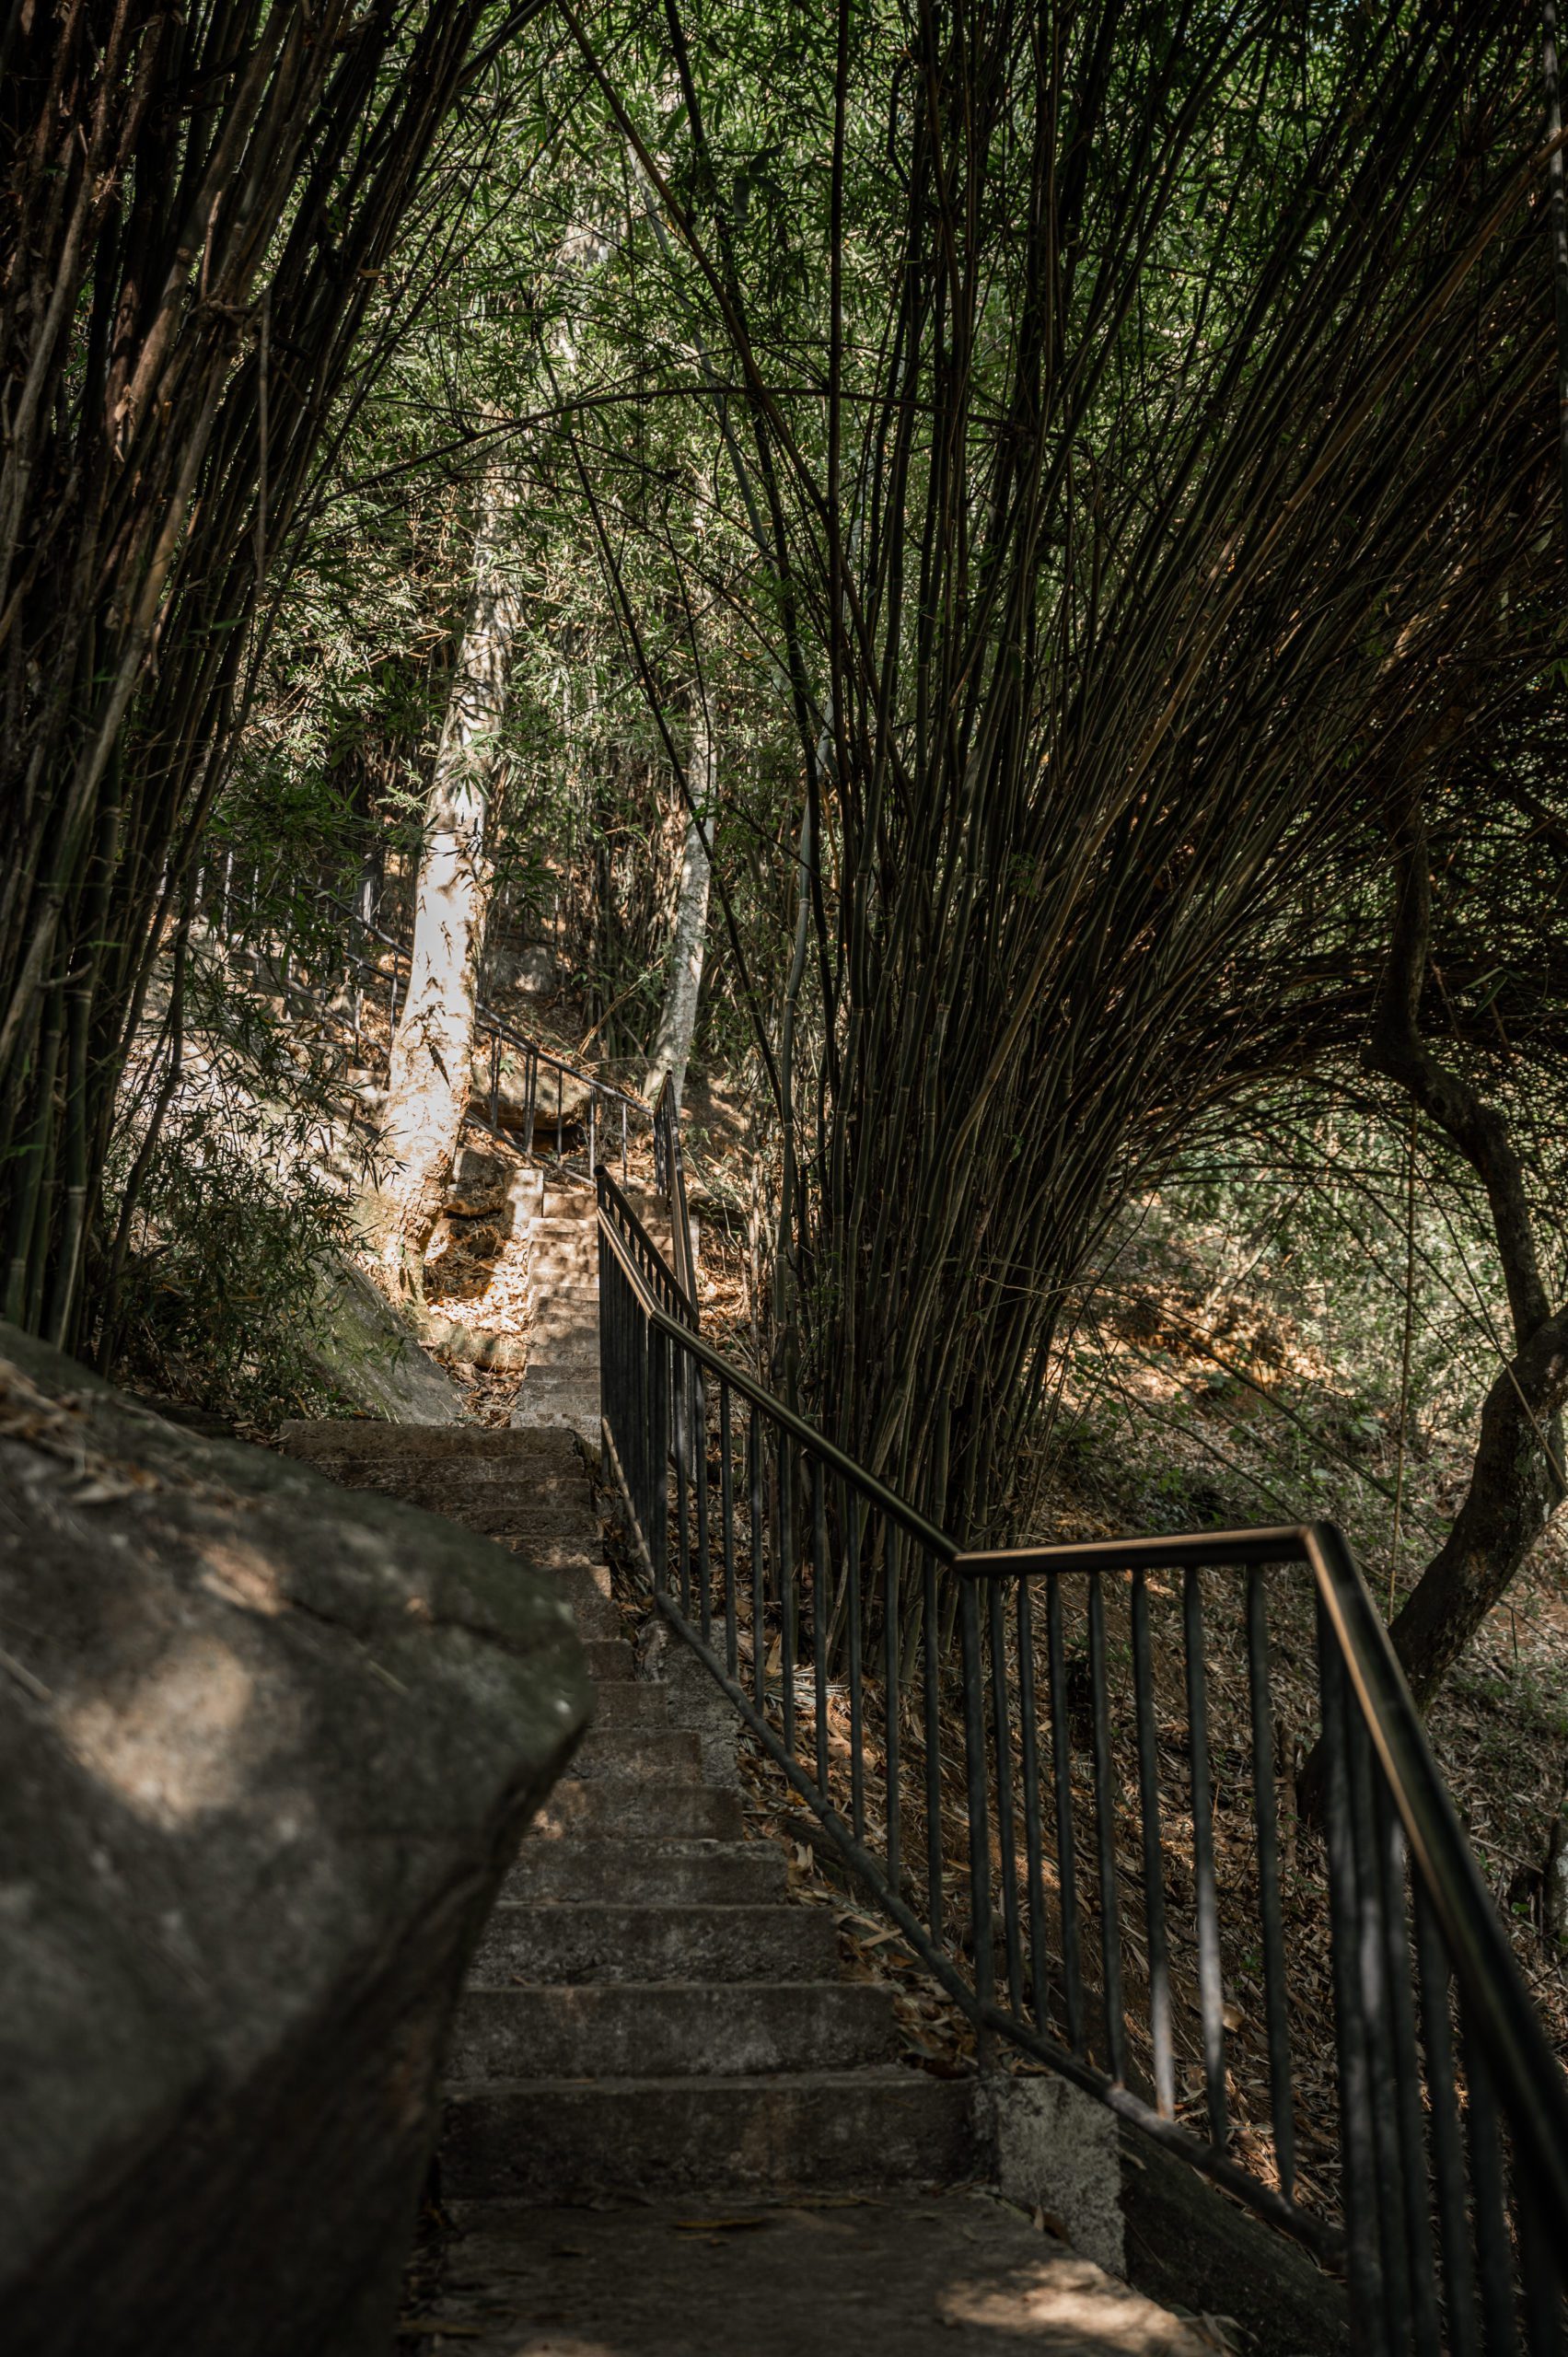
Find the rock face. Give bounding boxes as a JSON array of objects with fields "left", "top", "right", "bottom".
[
  {"left": 0, "top": 1320, "right": 590, "bottom": 2357},
  {"left": 306, "top": 1253, "right": 469, "bottom": 1423}
]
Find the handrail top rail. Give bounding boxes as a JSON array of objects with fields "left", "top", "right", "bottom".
[
  {"left": 600, "top": 1165, "right": 1568, "bottom": 2243},
  {"left": 598, "top": 1160, "right": 700, "bottom": 1329}
]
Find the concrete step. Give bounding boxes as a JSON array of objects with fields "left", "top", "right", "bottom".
[
  {"left": 519, "top": 1366, "right": 599, "bottom": 1396},
  {"left": 590, "top": 1680, "right": 670, "bottom": 1730},
  {"left": 405, "top": 2196, "right": 1202, "bottom": 2357},
  {"left": 581, "top": 1638, "right": 633, "bottom": 1680},
  {"left": 564, "top": 1725, "right": 702, "bottom": 1782},
  {"left": 472, "top": 1900, "right": 840, "bottom": 1985},
  {"left": 442, "top": 2070, "right": 978, "bottom": 2200},
  {"left": 535, "top": 1585, "right": 618, "bottom": 1641},
  {"left": 277, "top": 1422, "right": 581, "bottom": 1469},
  {"left": 450, "top": 1980, "right": 900, "bottom": 2079},
  {"left": 424, "top": 1500, "right": 598, "bottom": 1539},
  {"left": 502, "top": 1837, "right": 786, "bottom": 1906},
  {"left": 535, "top": 1780, "right": 743, "bottom": 1840},
  {"left": 350, "top": 1483, "right": 593, "bottom": 1528}
]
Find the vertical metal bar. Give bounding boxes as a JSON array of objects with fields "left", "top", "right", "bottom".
[
  {"left": 1086, "top": 1572, "right": 1126, "bottom": 2080},
  {"left": 555, "top": 1065, "right": 562, "bottom": 1163},
  {"left": 1246, "top": 1567, "right": 1295, "bottom": 2190},
  {"left": 1464, "top": 2018, "right": 1519, "bottom": 2357},
  {"left": 1182, "top": 1565, "right": 1226, "bottom": 2143},
  {"left": 749, "top": 1410, "right": 765, "bottom": 1713},
  {"left": 1016, "top": 1581, "right": 1051, "bottom": 2032},
  {"left": 924, "top": 1550, "right": 945, "bottom": 1949},
  {"left": 846, "top": 1485, "right": 865, "bottom": 1843},
  {"left": 1348, "top": 1710, "right": 1412, "bottom": 2356},
  {"left": 989, "top": 1578, "right": 1026, "bottom": 2019},
  {"left": 674, "top": 1339, "right": 691, "bottom": 1618},
  {"left": 523, "top": 1048, "right": 537, "bottom": 1161},
  {"left": 621, "top": 1101, "right": 628, "bottom": 1181},
  {"left": 694, "top": 1358, "right": 712, "bottom": 1646},
  {"left": 1412, "top": 1882, "right": 1479, "bottom": 2357},
  {"left": 1130, "top": 1565, "right": 1176, "bottom": 2118},
  {"left": 959, "top": 1573, "right": 994, "bottom": 2031},
  {"left": 1319, "top": 1614, "right": 1387, "bottom": 2341},
  {"left": 719, "top": 1382, "right": 738, "bottom": 1678},
  {"left": 885, "top": 1527, "right": 901, "bottom": 1899},
  {"left": 1374, "top": 1775, "right": 1439, "bottom": 2353},
  {"left": 648, "top": 1320, "right": 668, "bottom": 1598},
  {"left": 1517, "top": 2168, "right": 1561, "bottom": 2357},
  {"left": 778, "top": 1434, "right": 796, "bottom": 1758},
  {"left": 812, "top": 1459, "right": 830, "bottom": 1796},
  {"left": 1046, "top": 1575, "right": 1085, "bottom": 2054},
  {"left": 489, "top": 1028, "right": 500, "bottom": 1132}
]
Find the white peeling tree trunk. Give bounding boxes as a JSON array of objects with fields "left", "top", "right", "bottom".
[
  {"left": 645, "top": 690, "right": 715, "bottom": 1111},
  {"left": 377, "top": 479, "right": 521, "bottom": 1297}
]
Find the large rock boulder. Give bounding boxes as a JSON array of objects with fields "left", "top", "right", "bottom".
[
  {"left": 306, "top": 1253, "right": 469, "bottom": 1423},
  {"left": 0, "top": 1319, "right": 590, "bottom": 2357}
]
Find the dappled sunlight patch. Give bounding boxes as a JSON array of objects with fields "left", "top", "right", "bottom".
[{"left": 61, "top": 1630, "right": 273, "bottom": 1828}]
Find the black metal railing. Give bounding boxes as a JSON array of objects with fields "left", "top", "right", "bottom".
[{"left": 596, "top": 1160, "right": 1568, "bottom": 2354}]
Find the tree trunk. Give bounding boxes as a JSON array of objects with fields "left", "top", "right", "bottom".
[
  {"left": 644, "top": 689, "right": 715, "bottom": 1111},
  {"left": 377, "top": 479, "right": 521, "bottom": 1297}
]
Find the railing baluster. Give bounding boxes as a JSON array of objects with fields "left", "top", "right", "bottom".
[
  {"left": 1412, "top": 1882, "right": 1479, "bottom": 2356},
  {"left": 1183, "top": 1565, "right": 1225, "bottom": 2142},
  {"left": 812, "top": 1458, "right": 829, "bottom": 1799},
  {"left": 1245, "top": 1567, "right": 1294, "bottom": 2189},
  {"left": 1320, "top": 1617, "right": 1386, "bottom": 2340},
  {"left": 1465, "top": 2015, "right": 1519, "bottom": 2357},
  {"left": 1517, "top": 2169, "right": 1562, "bottom": 2357},
  {"left": 885, "top": 1525, "right": 901, "bottom": 1901},
  {"left": 990, "top": 1577, "right": 1025, "bottom": 2019},
  {"left": 1130, "top": 1564, "right": 1175, "bottom": 2118},
  {"left": 674, "top": 1333, "right": 691, "bottom": 1617},
  {"left": 1045, "top": 1573, "right": 1085, "bottom": 2055},
  {"left": 1376, "top": 1775, "right": 1439, "bottom": 2353},
  {"left": 719, "top": 1382, "right": 738, "bottom": 1680},
  {"left": 1349, "top": 1709, "right": 1413, "bottom": 2355},
  {"left": 1016, "top": 1581, "right": 1051, "bottom": 2034},
  {"left": 846, "top": 1484, "right": 865, "bottom": 1843},
  {"left": 694, "top": 1357, "right": 712, "bottom": 1648},
  {"left": 1087, "top": 1572, "right": 1125, "bottom": 2081},
  {"left": 779, "top": 1432, "right": 796, "bottom": 1759},
  {"left": 924, "top": 1550, "right": 945, "bottom": 1948},
  {"left": 749, "top": 1409, "right": 765, "bottom": 1714},
  {"left": 959, "top": 1573, "right": 994, "bottom": 2031}
]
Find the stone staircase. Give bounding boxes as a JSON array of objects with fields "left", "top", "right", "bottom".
[{"left": 278, "top": 1179, "right": 1205, "bottom": 2353}]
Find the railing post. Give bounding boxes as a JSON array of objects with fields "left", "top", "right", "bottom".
[{"left": 959, "top": 1571, "right": 994, "bottom": 2066}]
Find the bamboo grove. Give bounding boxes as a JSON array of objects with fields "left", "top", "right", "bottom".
[{"left": 6, "top": 1, "right": 1568, "bottom": 1688}]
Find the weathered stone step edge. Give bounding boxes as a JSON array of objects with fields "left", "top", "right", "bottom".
[
  {"left": 277, "top": 1422, "right": 581, "bottom": 1463},
  {"left": 501, "top": 1838, "right": 785, "bottom": 1906},
  {"left": 470, "top": 1900, "right": 839, "bottom": 1985},
  {"left": 563, "top": 1725, "right": 702, "bottom": 1782},
  {"left": 441, "top": 2072, "right": 979, "bottom": 2200},
  {"left": 535, "top": 1782, "right": 742, "bottom": 1840},
  {"left": 450, "top": 1980, "right": 900, "bottom": 2080}
]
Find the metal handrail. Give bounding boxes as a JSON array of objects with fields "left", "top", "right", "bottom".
[{"left": 597, "top": 1165, "right": 1568, "bottom": 2351}]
